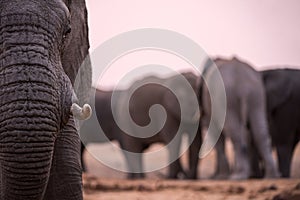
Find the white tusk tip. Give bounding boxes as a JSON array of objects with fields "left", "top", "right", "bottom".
[{"left": 71, "top": 103, "right": 92, "bottom": 120}]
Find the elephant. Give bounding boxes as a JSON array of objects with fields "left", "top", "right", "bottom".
[
  {"left": 260, "top": 68, "right": 300, "bottom": 177},
  {"left": 0, "top": 0, "right": 92, "bottom": 199},
  {"left": 201, "top": 57, "right": 279, "bottom": 180},
  {"left": 80, "top": 72, "right": 202, "bottom": 179},
  {"left": 116, "top": 72, "right": 202, "bottom": 179},
  {"left": 79, "top": 88, "right": 124, "bottom": 171}
]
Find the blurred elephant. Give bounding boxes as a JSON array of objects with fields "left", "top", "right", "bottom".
[
  {"left": 260, "top": 68, "right": 300, "bottom": 177},
  {"left": 80, "top": 72, "right": 202, "bottom": 179},
  {"left": 0, "top": 0, "right": 91, "bottom": 199},
  {"left": 80, "top": 89, "right": 123, "bottom": 171},
  {"left": 201, "top": 57, "right": 279, "bottom": 180}
]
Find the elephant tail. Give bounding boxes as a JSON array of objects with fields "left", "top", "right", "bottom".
[{"left": 71, "top": 103, "right": 92, "bottom": 120}]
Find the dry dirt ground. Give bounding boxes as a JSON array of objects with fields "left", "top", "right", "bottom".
[{"left": 82, "top": 140, "right": 300, "bottom": 200}]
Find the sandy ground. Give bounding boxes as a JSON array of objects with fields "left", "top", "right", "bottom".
[
  {"left": 83, "top": 177, "right": 300, "bottom": 200},
  {"left": 82, "top": 140, "right": 300, "bottom": 199}
]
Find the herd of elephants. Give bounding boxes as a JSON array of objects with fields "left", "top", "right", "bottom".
[
  {"left": 0, "top": 0, "right": 299, "bottom": 199},
  {"left": 80, "top": 60, "right": 300, "bottom": 181}
]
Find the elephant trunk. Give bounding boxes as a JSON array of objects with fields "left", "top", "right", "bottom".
[
  {"left": 0, "top": 74, "right": 58, "bottom": 199},
  {"left": 0, "top": 14, "right": 60, "bottom": 199}
]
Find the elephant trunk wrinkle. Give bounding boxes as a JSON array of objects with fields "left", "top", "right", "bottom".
[
  {"left": 0, "top": 13, "right": 58, "bottom": 43},
  {"left": 0, "top": 104, "right": 57, "bottom": 198},
  {"left": 0, "top": 129, "right": 55, "bottom": 198},
  {"left": 0, "top": 13, "right": 61, "bottom": 68},
  {"left": 0, "top": 49, "right": 60, "bottom": 198}
]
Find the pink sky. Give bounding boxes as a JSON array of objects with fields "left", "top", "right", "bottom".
[{"left": 86, "top": 0, "right": 300, "bottom": 88}]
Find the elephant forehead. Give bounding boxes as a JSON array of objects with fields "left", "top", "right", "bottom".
[{"left": 0, "top": 0, "right": 69, "bottom": 29}]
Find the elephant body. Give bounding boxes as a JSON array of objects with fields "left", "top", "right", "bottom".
[
  {"left": 80, "top": 89, "right": 123, "bottom": 171},
  {"left": 201, "top": 57, "right": 279, "bottom": 180},
  {"left": 80, "top": 73, "right": 202, "bottom": 179},
  {"left": 0, "top": 0, "right": 91, "bottom": 199},
  {"left": 114, "top": 72, "right": 201, "bottom": 179},
  {"left": 261, "top": 68, "right": 300, "bottom": 177}
]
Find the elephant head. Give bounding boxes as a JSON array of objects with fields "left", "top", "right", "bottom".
[{"left": 0, "top": 0, "right": 91, "bottom": 199}]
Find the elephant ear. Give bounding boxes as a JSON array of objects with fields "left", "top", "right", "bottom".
[
  {"left": 262, "top": 70, "right": 292, "bottom": 111},
  {"left": 62, "top": 0, "right": 92, "bottom": 106}
]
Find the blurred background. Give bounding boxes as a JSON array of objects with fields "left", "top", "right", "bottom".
[
  {"left": 82, "top": 0, "right": 300, "bottom": 179},
  {"left": 86, "top": 0, "right": 300, "bottom": 89}
]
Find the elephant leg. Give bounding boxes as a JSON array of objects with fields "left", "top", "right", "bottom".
[
  {"left": 277, "top": 144, "right": 294, "bottom": 178},
  {"left": 44, "top": 118, "right": 83, "bottom": 200},
  {"left": 166, "top": 132, "right": 184, "bottom": 179},
  {"left": 249, "top": 139, "right": 264, "bottom": 178},
  {"left": 80, "top": 142, "right": 86, "bottom": 172},
  {"left": 123, "top": 151, "right": 144, "bottom": 179},
  {"left": 249, "top": 109, "right": 279, "bottom": 178},
  {"left": 272, "top": 107, "right": 299, "bottom": 178},
  {"left": 225, "top": 113, "right": 250, "bottom": 180},
  {"left": 213, "top": 133, "right": 230, "bottom": 179},
  {"left": 167, "top": 159, "right": 185, "bottom": 179},
  {"left": 120, "top": 140, "right": 145, "bottom": 179},
  {"left": 186, "top": 126, "right": 202, "bottom": 179}
]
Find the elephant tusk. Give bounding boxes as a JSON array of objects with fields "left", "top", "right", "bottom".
[{"left": 71, "top": 103, "right": 92, "bottom": 120}]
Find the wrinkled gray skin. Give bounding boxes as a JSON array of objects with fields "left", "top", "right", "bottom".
[
  {"left": 0, "top": 0, "right": 91, "bottom": 199},
  {"left": 256, "top": 68, "right": 300, "bottom": 178},
  {"left": 81, "top": 73, "right": 202, "bottom": 179},
  {"left": 201, "top": 57, "right": 279, "bottom": 180}
]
